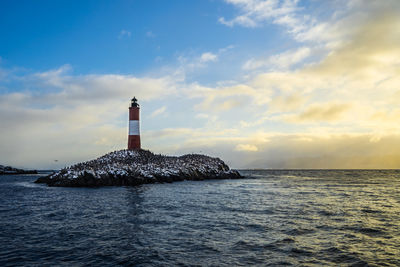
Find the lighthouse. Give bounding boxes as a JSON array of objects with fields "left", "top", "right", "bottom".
[{"left": 128, "top": 97, "right": 141, "bottom": 150}]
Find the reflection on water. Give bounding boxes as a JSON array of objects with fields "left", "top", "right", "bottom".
[{"left": 0, "top": 170, "right": 399, "bottom": 266}]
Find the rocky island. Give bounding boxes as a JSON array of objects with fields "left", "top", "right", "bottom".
[
  {"left": 35, "top": 149, "right": 242, "bottom": 187},
  {"left": 0, "top": 165, "right": 38, "bottom": 175}
]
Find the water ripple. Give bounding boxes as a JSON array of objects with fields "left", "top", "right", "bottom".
[{"left": 0, "top": 171, "right": 399, "bottom": 266}]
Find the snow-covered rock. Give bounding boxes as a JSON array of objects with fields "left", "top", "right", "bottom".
[{"left": 35, "top": 149, "right": 242, "bottom": 187}]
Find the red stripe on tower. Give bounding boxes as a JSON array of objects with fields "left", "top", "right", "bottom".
[{"left": 128, "top": 97, "right": 141, "bottom": 150}]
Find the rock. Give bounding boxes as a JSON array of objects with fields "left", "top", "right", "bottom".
[{"left": 35, "top": 149, "right": 243, "bottom": 187}]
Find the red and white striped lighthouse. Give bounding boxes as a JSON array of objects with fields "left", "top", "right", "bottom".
[{"left": 128, "top": 97, "right": 141, "bottom": 150}]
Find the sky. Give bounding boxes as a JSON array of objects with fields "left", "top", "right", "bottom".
[{"left": 1, "top": 0, "right": 400, "bottom": 169}]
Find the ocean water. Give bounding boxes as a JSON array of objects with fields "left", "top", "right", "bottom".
[{"left": 0, "top": 170, "right": 399, "bottom": 266}]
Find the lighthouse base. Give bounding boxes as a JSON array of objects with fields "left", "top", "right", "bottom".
[{"left": 128, "top": 135, "right": 141, "bottom": 150}]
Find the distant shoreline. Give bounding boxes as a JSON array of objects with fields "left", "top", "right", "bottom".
[{"left": 0, "top": 170, "right": 38, "bottom": 175}]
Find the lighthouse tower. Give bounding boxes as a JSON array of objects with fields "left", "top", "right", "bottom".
[{"left": 128, "top": 97, "right": 141, "bottom": 150}]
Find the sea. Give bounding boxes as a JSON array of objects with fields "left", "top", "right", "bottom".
[{"left": 0, "top": 170, "right": 399, "bottom": 266}]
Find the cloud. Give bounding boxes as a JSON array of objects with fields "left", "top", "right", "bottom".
[
  {"left": 219, "top": 15, "right": 257, "bottom": 28},
  {"left": 0, "top": 66, "right": 179, "bottom": 168},
  {"left": 28, "top": 65, "right": 177, "bottom": 104},
  {"left": 243, "top": 133, "right": 400, "bottom": 169},
  {"left": 189, "top": 83, "right": 261, "bottom": 112},
  {"left": 193, "top": 2, "right": 400, "bottom": 126},
  {"left": 243, "top": 47, "right": 311, "bottom": 70},
  {"left": 235, "top": 144, "right": 258, "bottom": 151},
  {"left": 219, "top": 0, "right": 332, "bottom": 44},
  {"left": 150, "top": 106, "right": 167, "bottom": 118},
  {"left": 218, "top": 0, "right": 397, "bottom": 48},
  {"left": 176, "top": 50, "right": 221, "bottom": 74},
  {"left": 170, "top": 47, "right": 233, "bottom": 82},
  {"left": 306, "top": 10, "right": 400, "bottom": 78},
  {"left": 144, "top": 129, "right": 400, "bottom": 169},
  {"left": 200, "top": 52, "right": 218, "bottom": 63},
  {"left": 219, "top": 0, "right": 300, "bottom": 28},
  {"left": 287, "top": 103, "right": 351, "bottom": 123},
  {"left": 118, "top": 29, "right": 131, "bottom": 39},
  {"left": 268, "top": 93, "right": 306, "bottom": 113}
]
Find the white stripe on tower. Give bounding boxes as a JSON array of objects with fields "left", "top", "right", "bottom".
[{"left": 129, "top": 120, "right": 140, "bottom": 135}]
